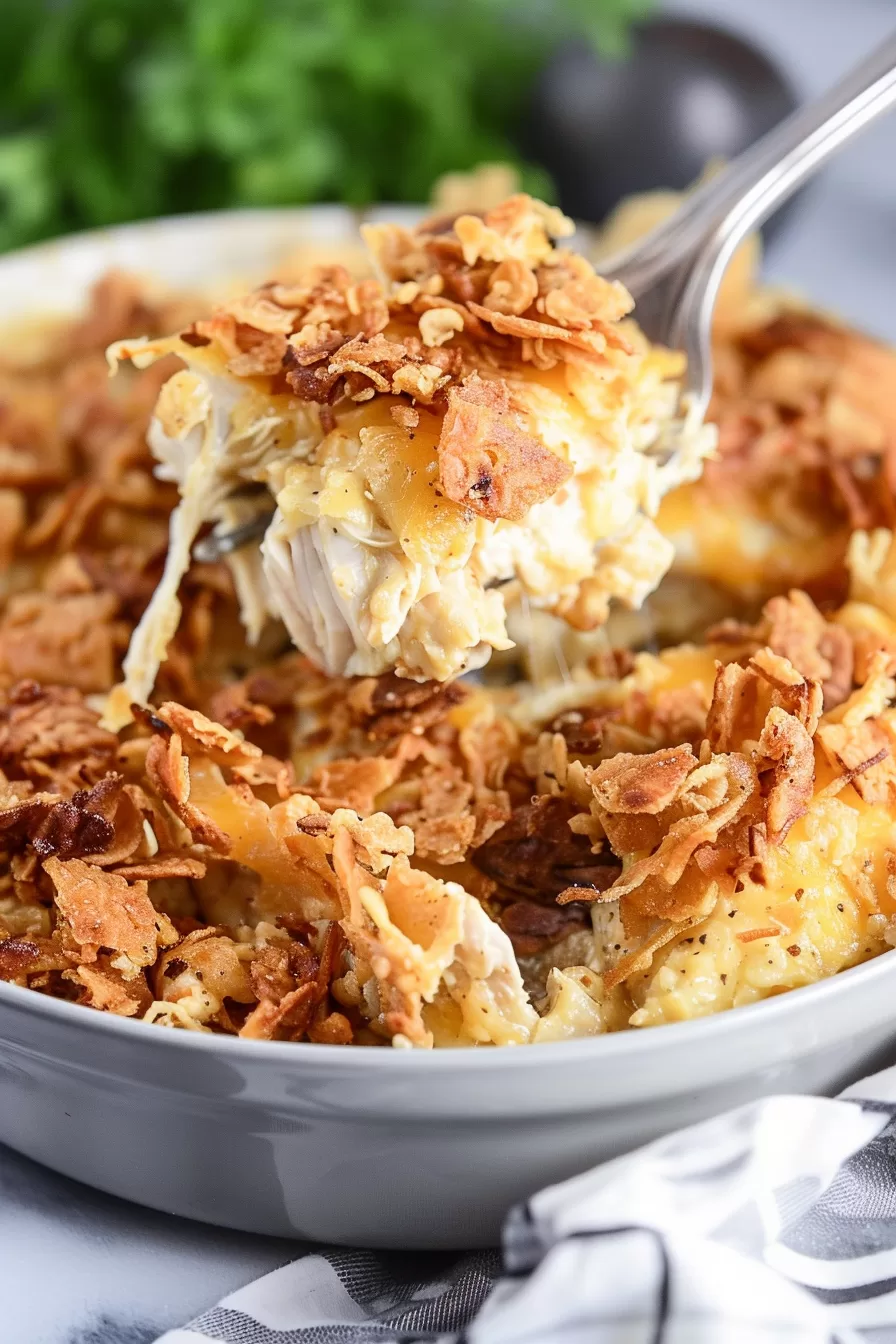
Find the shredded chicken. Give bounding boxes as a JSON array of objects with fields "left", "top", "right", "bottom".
[
  {"left": 3, "top": 206, "right": 896, "bottom": 1049},
  {"left": 104, "top": 195, "right": 712, "bottom": 724}
]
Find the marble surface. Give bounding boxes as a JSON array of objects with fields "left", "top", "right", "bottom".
[
  {"left": 3, "top": 3, "right": 895, "bottom": 1342},
  {"left": 0, "top": 1145, "right": 295, "bottom": 1343}
]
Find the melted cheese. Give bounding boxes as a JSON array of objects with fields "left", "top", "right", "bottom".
[
  {"left": 657, "top": 482, "right": 842, "bottom": 599},
  {"left": 352, "top": 410, "right": 473, "bottom": 571},
  {"left": 629, "top": 759, "right": 896, "bottom": 1028},
  {"left": 189, "top": 764, "right": 340, "bottom": 924},
  {"left": 633, "top": 643, "right": 719, "bottom": 697},
  {"left": 107, "top": 276, "right": 714, "bottom": 706}
]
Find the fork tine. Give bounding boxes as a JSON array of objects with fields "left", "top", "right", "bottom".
[{"left": 193, "top": 512, "right": 274, "bottom": 564}]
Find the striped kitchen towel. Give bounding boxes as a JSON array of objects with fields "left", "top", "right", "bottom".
[{"left": 156, "top": 1064, "right": 896, "bottom": 1344}]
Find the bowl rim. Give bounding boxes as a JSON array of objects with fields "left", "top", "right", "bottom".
[
  {"left": 0, "top": 200, "right": 602, "bottom": 255},
  {"left": 2, "top": 208, "right": 893, "bottom": 1076},
  {"left": 0, "top": 202, "right": 436, "bottom": 271},
  {"left": 2, "top": 945, "right": 895, "bottom": 1071}
]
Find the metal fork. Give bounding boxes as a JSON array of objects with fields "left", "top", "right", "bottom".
[
  {"left": 599, "top": 31, "right": 896, "bottom": 422},
  {"left": 194, "top": 33, "right": 896, "bottom": 565}
]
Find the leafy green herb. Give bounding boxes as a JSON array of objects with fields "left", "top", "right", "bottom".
[{"left": 0, "top": 0, "right": 649, "bottom": 250}]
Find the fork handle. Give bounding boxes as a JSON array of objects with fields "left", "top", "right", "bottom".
[
  {"left": 603, "top": 31, "right": 896, "bottom": 294},
  {"left": 696, "top": 33, "right": 896, "bottom": 244},
  {"left": 665, "top": 31, "right": 896, "bottom": 362}
]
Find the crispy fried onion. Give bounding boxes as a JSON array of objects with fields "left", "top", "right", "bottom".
[
  {"left": 0, "top": 774, "right": 153, "bottom": 867},
  {"left": 709, "top": 591, "right": 855, "bottom": 713},
  {"left": 347, "top": 670, "right": 468, "bottom": 740},
  {"left": 45, "top": 856, "right": 178, "bottom": 974},
  {"left": 437, "top": 376, "right": 572, "bottom": 522},
  {"left": 240, "top": 925, "right": 351, "bottom": 1044},
  {"left": 552, "top": 643, "right": 863, "bottom": 988},
  {"left": 330, "top": 813, "right": 536, "bottom": 1047},
  {"left": 559, "top": 746, "right": 756, "bottom": 987},
  {"left": 816, "top": 652, "right": 896, "bottom": 804},
  {"left": 0, "top": 682, "right": 118, "bottom": 790},
  {"left": 472, "top": 795, "right": 619, "bottom": 900}
]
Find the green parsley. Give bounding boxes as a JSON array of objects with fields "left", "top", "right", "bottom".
[{"left": 0, "top": 0, "right": 649, "bottom": 250}]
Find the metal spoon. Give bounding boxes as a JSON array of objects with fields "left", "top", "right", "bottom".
[{"left": 194, "top": 33, "right": 896, "bottom": 565}]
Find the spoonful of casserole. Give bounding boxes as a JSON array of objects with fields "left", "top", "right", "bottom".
[{"left": 102, "top": 195, "right": 712, "bottom": 728}]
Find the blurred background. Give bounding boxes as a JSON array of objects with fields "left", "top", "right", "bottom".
[{"left": 1, "top": 0, "right": 893, "bottom": 335}]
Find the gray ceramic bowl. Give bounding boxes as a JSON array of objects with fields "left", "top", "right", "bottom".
[
  {"left": 2, "top": 953, "right": 896, "bottom": 1247},
  {"left": 2, "top": 211, "right": 896, "bottom": 1249}
]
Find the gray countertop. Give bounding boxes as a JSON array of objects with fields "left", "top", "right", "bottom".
[{"left": 3, "top": 2, "right": 895, "bottom": 1341}]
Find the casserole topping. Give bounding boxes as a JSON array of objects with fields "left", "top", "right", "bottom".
[
  {"left": 650, "top": 229, "right": 896, "bottom": 623},
  {"left": 2, "top": 213, "right": 896, "bottom": 1046},
  {"left": 101, "top": 195, "right": 712, "bottom": 726},
  {"left": 4, "top": 550, "right": 896, "bottom": 1044}
]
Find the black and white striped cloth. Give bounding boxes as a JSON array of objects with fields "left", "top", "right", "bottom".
[{"left": 157, "top": 1065, "right": 896, "bottom": 1344}]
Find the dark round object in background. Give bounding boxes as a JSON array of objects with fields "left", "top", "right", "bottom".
[{"left": 522, "top": 18, "right": 801, "bottom": 238}]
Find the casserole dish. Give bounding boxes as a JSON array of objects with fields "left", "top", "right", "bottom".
[
  {"left": 1, "top": 953, "right": 895, "bottom": 1246},
  {"left": 1, "top": 209, "right": 895, "bottom": 1248}
]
